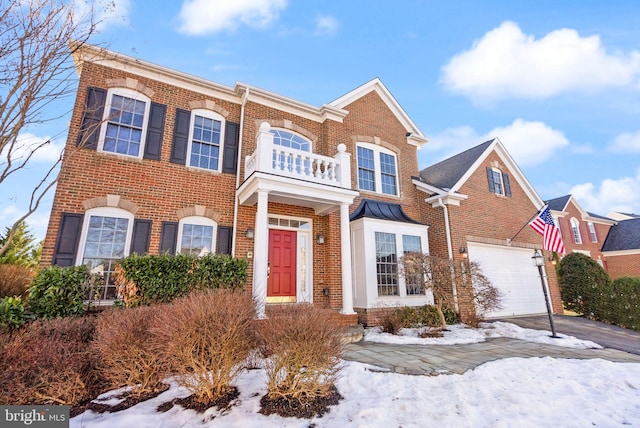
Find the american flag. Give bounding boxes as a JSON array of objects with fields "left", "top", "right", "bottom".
[{"left": 529, "top": 206, "right": 565, "bottom": 254}]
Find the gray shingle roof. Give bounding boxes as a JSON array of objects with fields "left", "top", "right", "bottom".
[
  {"left": 418, "top": 140, "right": 493, "bottom": 190},
  {"left": 349, "top": 199, "right": 423, "bottom": 224},
  {"left": 601, "top": 218, "right": 640, "bottom": 251},
  {"left": 546, "top": 195, "right": 571, "bottom": 212}
]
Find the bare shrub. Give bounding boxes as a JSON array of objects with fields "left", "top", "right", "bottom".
[
  {"left": 0, "top": 316, "right": 105, "bottom": 405},
  {"left": 92, "top": 306, "right": 164, "bottom": 395},
  {"left": 153, "top": 290, "right": 256, "bottom": 404},
  {"left": 257, "top": 305, "right": 344, "bottom": 404},
  {"left": 379, "top": 308, "right": 402, "bottom": 334},
  {"left": 0, "top": 264, "right": 35, "bottom": 298}
]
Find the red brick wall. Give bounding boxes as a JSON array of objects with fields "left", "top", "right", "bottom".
[
  {"left": 556, "top": 200, "right": 611, "bottom": 266},
  {"left": 604, "top": 254, "right": 640, "bottom": 280}
]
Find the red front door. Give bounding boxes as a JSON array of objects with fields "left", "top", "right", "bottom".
[{"left": 267, "top": 229, "right": 297, "bottom": 302}]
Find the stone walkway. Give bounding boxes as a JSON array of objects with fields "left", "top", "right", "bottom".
[{"left": 343, "top": 337, "right": 640, "bottom": 376}]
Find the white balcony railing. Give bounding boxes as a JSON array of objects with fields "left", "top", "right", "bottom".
[{"left": 245, "top": 122, "right": 352, "bottom": 189}]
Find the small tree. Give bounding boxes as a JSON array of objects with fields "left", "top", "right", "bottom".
[
  {"left": 400, "top": 253, "right": 502, "bottom": 329},
  {"left": 0, "top": 0, "right": 110, "bottom": 256},
  {"left": 0, "top": 221, "right": 41, "bottom": 268}
]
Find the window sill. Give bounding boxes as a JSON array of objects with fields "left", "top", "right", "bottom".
[
  {"left": 357, "top": 189, "right": 402, "bottom": 200},
  {"left": 96, "top": 150, "right": 144, "bottom": 163},
  {"left": 185, "top": 166, "right": 223, "bottom": 176}
]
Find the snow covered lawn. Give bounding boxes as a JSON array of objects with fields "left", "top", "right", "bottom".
[{"left": 72, "top": 323, "right": 640, "bottom": 427}]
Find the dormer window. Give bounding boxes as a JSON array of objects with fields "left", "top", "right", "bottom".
[{"left": 486, "top": 167, "right": 512, "bottom": 197}]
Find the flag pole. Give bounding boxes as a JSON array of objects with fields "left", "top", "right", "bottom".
[{"left": 508, "top": 205, "right": 546, "bottom": 244}]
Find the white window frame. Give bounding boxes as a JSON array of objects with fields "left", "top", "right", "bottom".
[
  {"left": 76, "top": 207, "right": 135, "bottom": 302},
  {"left": 570, "top": 218, "right": 582, "bottom": 244},
  {"left": 177, "top": 216, "right": 218, "bottom": 256},
  {"left": 350, "top": 217, "right": 431, "bottom": 309},
  {"left": 587, "top": 222, "right": 598, "bottom": 243},
  {"left": 98, "top": 88, "right": 151, "bottom": 159},
  {"left": 489, "top": 168, "right": 505, "bottom": 195},
  {"left": 356, "top": 142, "right": 399, "bottom": 196},
  {"left": 186, "top": 109, "right": 225, "bottom": 173}
]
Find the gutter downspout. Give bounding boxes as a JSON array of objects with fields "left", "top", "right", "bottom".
[
  {"left": 231, "top": 87, "right": 249, "bottom": 256},
  {"left": 435, "top": 197, "right": 459, "bottom": 312}
]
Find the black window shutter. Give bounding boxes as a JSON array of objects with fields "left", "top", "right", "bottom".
[
  {"left": 143, "top": 102, "right": 166, "bottom": 160},
  {"left": 77, "top": 87, "right": 107, "bottom": 150},
  {"left": 52, "top": 213, "right": 83, "bottom": 267},
  {"left": 159, "top": 221, "right": 178, "bottom": 254},
  {"left": 130, "top": 219, "right": 152, "bottom": 255},
  {"left": 216, "top": 226, "right": 233, "bottom": 255},
  {"left": 486, "top": 167, "right": 495, "bottom": 193},
  {"left": 502, "top": 173, "right": 512, "bottom": 197},
  {"left": 170, "top": 108, "right": 191, "bottom": 165},
  {"left": 222, "top": 121, "right": 240, "bottom": 174}
]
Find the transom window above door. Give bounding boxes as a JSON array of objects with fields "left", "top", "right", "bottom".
[{"left": 270, "top": 129, "right": 311, "bottom": 151}]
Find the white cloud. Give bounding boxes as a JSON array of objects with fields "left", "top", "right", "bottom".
[
  {"left": 178, "top": 0, "right": 287, "bottom": 35},
  {"left": 7, "top": 133, "right": 64, "bottom": 165},
  {"left": 423, "top": 119, "right": 568, "bottom": 167},
  {"left": 441, "top": 21, "right": 640, "bottom": 102},
  {"left": 315, "top": 15, "right": 339, "bottom": 36},
  {"left": 608, "top": 130, "right": 640, "bottom": 153},
  {"left": 570, "top": 169, "right": 640, "bottom": 215}
]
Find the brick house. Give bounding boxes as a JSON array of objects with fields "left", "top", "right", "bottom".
[
  {"left": 42, "top": 44, "right": 561, "bottom": 325},
  {"left": 415, "top": 139, "right": 563, "bottom": 318},
  {"left": 547, "top": 196, "right": 640, "bottom": 279}
]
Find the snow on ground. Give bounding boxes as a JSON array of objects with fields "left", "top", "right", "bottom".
[
  {"left": 364, "top": 321, "right": 604, "bottom": 349},
  {"left": 72, "top": 322, "right": 640, "bottom": 428}
]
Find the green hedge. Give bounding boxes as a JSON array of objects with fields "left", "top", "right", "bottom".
[
  {"left": 0, "top": 296, "right": 25, "bottom": 333},
  {"left": 27, "top": 265, "right": 92, "bottom": 318},
  {"left": 558, "top": 252, "right": 611, "bottom": 316},
  {"left": 117, "top": 253, "right": 248, "bottom": 307},
  {"left": 394, "top": 305, "right": 458, "bottom": 328},
  {"left": 598, "top": 277, "right": 640, "bottom": 331}
]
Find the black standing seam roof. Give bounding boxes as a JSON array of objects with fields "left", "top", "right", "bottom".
[
  {"left": 418, "top": 140, "right": 493, "bottom": 190},
  {"left": 601, "top": 218, "right": 640, "bottom": 251},
  {"left": 349, "top": 199, "right": 424, "bottom": 224}
]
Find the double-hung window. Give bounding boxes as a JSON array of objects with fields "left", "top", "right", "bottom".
[
  {"left": 77, "top": 207, "right": 134, "bottom": 301},
  {"left": 402, "top": 235, "right": 424, "bottom": 295},
  {"left": 486, "top": 167, "right": 512, "bottom": 197},
  {"left": 187, "top": 110, "right": 224, "bottom": 172},
  {"left": 570, "top": 218, "right": 582, "bottom": 244},
  {"left": 375, "top": 231, "right": 398, "bottom": 296},
  {"left": 357, "top": 143, "right": 399, "bottom": 196},
  {"left": 177, "top": 216, "right": 217, "bottom": 256},
  {"left": 587, "top": 222, "right": 598, "bottom": 243},
  {"left": 100, "top": 89, "right": 150, "bottom": 158}
]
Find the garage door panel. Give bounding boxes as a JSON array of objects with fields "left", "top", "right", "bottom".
[{"left": 468, "top": 243, "right": 547, "bottom": 318}]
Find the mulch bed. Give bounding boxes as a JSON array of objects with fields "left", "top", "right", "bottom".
[
  {"left": 259, "top": 386, "right": 343, "bottom": 419},
  {"left": 157, "top": 387, "right": 240, "bottom": 414},
  {"left": 71, "top": 383, "right": 170, "bottom": 417}
]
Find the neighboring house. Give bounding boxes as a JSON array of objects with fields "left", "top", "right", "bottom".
[
  {"left": 601, "top": 214, "right": 640, "bottom": 279},
  {"left": 546, "top": 195, "right": 616, "bottom": 267},
  {"left": 414, "top": 139, "right": 563, "bottom": 319},
  {"left": 546, "top": 196, "right": 640, "bottom": 279}
]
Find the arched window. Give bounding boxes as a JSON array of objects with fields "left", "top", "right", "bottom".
[
  {"left": 177, "top": 216, "right": 217, "bottom": 256},
  {"left": 98, "top": 88, "right": 151, "bottom": 158},
  {"left": 570, "top": 218, "right": 582, "bottom": 244},
  {"left": 270, "top": 129, "right": 311, "bottom": 151}
]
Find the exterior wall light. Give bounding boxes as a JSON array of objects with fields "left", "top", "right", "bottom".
[
  {"left": 316, "top": 233, "right": 325, "bottom": 244},
  {"left": 246, "top": 228, "right": 254, "bottom": 239}
]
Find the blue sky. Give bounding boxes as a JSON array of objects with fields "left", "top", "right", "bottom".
[{"left": 3, "top": 0, "right": 640, "bottom": 241}]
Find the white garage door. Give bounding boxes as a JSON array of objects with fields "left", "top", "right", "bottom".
[{"left": 468, "top": 243, "right": 548, "bottom": 318}]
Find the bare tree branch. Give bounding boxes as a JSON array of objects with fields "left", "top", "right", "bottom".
[{"left": 0, "top": 0, "right": 106, "bottom": 256}]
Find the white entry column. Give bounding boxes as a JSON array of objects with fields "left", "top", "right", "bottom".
[
  {"left": 339, "top": 202, "right": 355, "bottom": 314},
  {"left": 253, "top": 190, "right": 269, "bottom": 318}
]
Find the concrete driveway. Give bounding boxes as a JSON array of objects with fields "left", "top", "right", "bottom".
[{"left": 494, "top": 314, "right": 640, "bottom": 355}]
